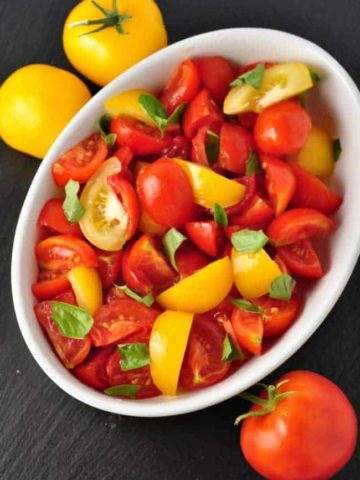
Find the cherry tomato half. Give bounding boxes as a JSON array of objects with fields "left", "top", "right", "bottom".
[
  {"left": 183, "top": 89, "right": 223, "bottom": 139},
  {"left": 277, "top": 239, "right": 323, "bottom": 278},
  {"left": 162, "top": 135, "right": 191, "bottom": 160},
  {"left": 231, "top": 307, "right": 263, "bottom": 355},
  {"left": 175, "top": 244, "right": 210, "bottom": 279},
  {"left": 195, "top": 56, "right": 236, "bottom": 103},
  {"left": 38, "top": 198, "right": 83, "bottom": 237},
  {"left": 219, "top": 123, "right": 254, "bottom": 174},
  {"left": 261, "top": 155, "right": 296, "bottom": 215},
  {"left": 227, "top": 195, "right": 274, "bottom": 233},
  {"left": 96, "top": 249, "right": 123, "bottom": 288},
  {"left": 73, "top": 346, "right": 114, "bottom": 390},
  {"left": 185, "top": 220, "right": 224, "bottom": 257}
]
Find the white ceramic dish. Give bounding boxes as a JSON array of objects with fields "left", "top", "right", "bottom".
[{"left": 11, "top": 28, "right": 360, "bottom": 417}]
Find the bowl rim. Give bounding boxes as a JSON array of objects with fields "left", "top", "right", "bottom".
[{"left": 11, "top": 27, "right": 360, "bottom": 417}]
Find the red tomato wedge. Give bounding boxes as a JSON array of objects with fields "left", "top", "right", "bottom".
[
  {"left": 32, "top": 270, "right": 71, "bottom": 301},
  {"left": 113, "top": 145, "right": 134, "bottom": 182},
  {"left": 219, "top": 123, "right": 254, "bottom": 174},
  {"left": 34, "top": 302, "right": 91, "bottom": 369},
  {"left": 267, "top": 208, "right": 335, "bottom": 246},
  {"left": 261, "top": 155, "right": 296, "bottom": 215},
  {"left": 289, "top": 162, "right": 343, "bottom": 214},
  {"left": 90, "top": 298, "right": 158, "bottom": 347},
  {"left": 96, "top": 249, "right": 123, "bottom": 288},
  {"left": 237, "top": 112, "right": 258, "bottom": 130},
  {"left": 191, "top": 127, "right": 212, "bottom": 166},
  {"left": 277, "top": 239, "right": 323, "bottom": 278},
  {"left": 162, "top": 135, "right": 191, "bottom": 160},
  {"left": 182, "top": 89, "right": 223, "bottom": 139},
  {"left": 225, "top": 175, "right": 257, "bottom": 217},
  {"left": 227, "top": 195, "right": 274, "bottom": 233},
  {"left": 73, "top": 347, "right": 113, "bottom": 390},
  {"left": 38, "top": 199, "right": 83, "bottom": 237},
  {"left": 231, "top": 307, "right": 263, "bottom": 356},
  {"left": 52, "top": 133, "right": 108, "bottom": 187},
  {"left": 180, "top": 314, "right": 231, "bottom": 390},
  {"left": 194, "top": 56, "right": 236, "bottom": 103},
  {"left": 52, "top": 289, "right": 77, "bottom": 305},
  {"left": 185, "top": 221, "right": 224, "bottom": 257},
  {"left": 160, "top": 59, "right": 201, "bottom": 114},
  {"left": 175, "top": 244, "right": 210, "bottom": 279}
]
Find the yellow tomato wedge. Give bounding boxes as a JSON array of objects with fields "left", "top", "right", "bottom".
[
  {"left": 104, "top": 89, "right": 157, "bottom": 126},
  {"left": 174, "top": 159, "right": 245, "bottom": 208},
  {"left": 231, "top": 248, "right": 282, "bottom": 299},
  {"left": 224, "top": 63, "right": 313, "bottom": 115},
  {"left": 149, "top": 310, "right": 193, "bottom": 396},
  {"left": 290, "top": 125, "right": 335, "bottom": 177},
  {"left": 68, "top": 267, "right": 103, "bottom": 314},
  {"left": 157, "top": 257, "right": 233, "bottom": 313}
]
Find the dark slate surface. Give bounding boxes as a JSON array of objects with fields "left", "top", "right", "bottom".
[{"left": 1, "top": 0, "right": 359, "bottom": 478}]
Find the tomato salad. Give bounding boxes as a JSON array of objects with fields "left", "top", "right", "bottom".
[{"left": 33, "top": 57, "right": 342, "bottom": 400}]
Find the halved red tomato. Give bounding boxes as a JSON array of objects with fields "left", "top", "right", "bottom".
[
  {"left": 90, "top": 298, "right": 159, "bottom": 347},
  {"left": 219, "top": 123, "right": 254, "bottom": 174},
  {"left": 227, "top": 195, "right": 274, "bottom": 233},
  {"left": 231, "top": 307, "right": 263, "bottom": 355},
  {"left": 191, "top": 127, "right": 212, "bottom": 166},
  {"left": 113, "top": 146, "right": 134, "bottom": 182},
  {"left": 34, "top": 301, "right": 91, "bottom": 369},
  {"left": 96, "top": 249, "right": 123, "bottom": 288},
  {"left": 182, "top": 89, "right": 223, "bottom": 139},
  {"left": 195, "top": 56, "right": 236, "bottom": 103},
  {"left": 185, "top": 221, "right": 224, "bottom": 257},
  {"left": 162, "top": 135, "right": 191, "bottom": 160},
  {"left": 225, "top": 175, "right": 257, "bottom": 216},
  {"left": 267, "top": 208, "right": 335, "bottom": 246},
  {"left": 261, "top": 155, "right": 296, "bottom": 215},
  {"left": 180, "top": 314, "right": 231, "bottom": 390},
  {"left": 32, "top": 270, "right": 71, "bottom": 301},
  {"left": 73, "top": 346, "right": 114, "bottom": 390},
  {"left": 289, "top": 162, "right": 343, "bottom": 214},
  {"left": 52, "top": 133, "right": 108, "bottom": 187},
  {"left": 175, "top": 244, "right": 210, "bottom": 279},
  {"left": 38, "top": 199, "right": 83, "bottom": 237},
  {"left": 277, "top": 239, "right": 323, "bottom": 278},
  {"left": 52, "top": 289, "right": 77, "bottom": 305}
]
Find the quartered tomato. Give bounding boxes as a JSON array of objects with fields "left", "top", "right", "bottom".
[
  {"left": 113, "top": 145, "right": 134, "bottom": 182},
  {"left": 38, "top": 198, "right": 83, "bottom": 237},
  {"left": 34, "top": 301, "right": 91, "bottom": 369},
  {"left": 182, "top": 89, "right": 223, "bottom": 139},
  {"left": 180, "top": 314, "right": 230, "bottom": 390},
  {"left": 52, "top": 133, "right": 108, "bottom": 187},
  {"left": 277, "top": 239, "right": 323, "bottom": 278},
  {"left": 185, "top": 220, "right": 224, "bottom": 257},
  {"left": 231, "top": 306, "right": 263, "bottom": 355},
  {"left": 162, "top": 135, "right": 191, "bottom": 160},
  {"left": 219, "top": 123, "right": 254, "bottom": 174},
  {"left": 90, "top": 298, "right": 158, "bottom": 347},
  {"left": 73, "top": 346, "right": 113, "bottom": 390},
  {"left": 96, "top": 249, "right": 123, "bottom": 288},
  {"left": 175, "top": 244, "right": 210, "bottom": 279},
  {"left": 227, "top": 195, "right": 274, "bottom": 231},
  {"left": 261, "top": 155, "right": 296, "bottom": 215},
  {"left": 32, "top": 270, "right": 72, "bottom": 301},
  {"left": 160, "top": 59, "right": 201, "bottom": 114},
  {"left": 225, "top": 175, "right": 257, "bottom": 217},
  {"left": 122, "top": 234, "right": 176, "bottom": 295},
  {"left": 267, "top": 208, "right": 335, "bottom": 246},
  {"left": 191, "top": 127, "right": 214, "bottom": 166},
  {"left": 52, "top": 289, "right": 76, "bottom": 305},
  {"left": 195, "top": 56, "right": 236, "bottom": 103}
]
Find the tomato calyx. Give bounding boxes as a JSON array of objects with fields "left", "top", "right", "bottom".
[{"left": 235, "top": 380, "right": 296, "bottom": 425}]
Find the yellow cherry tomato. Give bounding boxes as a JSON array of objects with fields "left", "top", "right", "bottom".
[
  {"left": 63, "top": 0, "right": 167, "bottom": 86},
  {"left": 104, "top": 89, "right": 157, "bottom": 126},
  {"left": 68, "top": 266, "right": 103, "bottom": 314},
  {"left": 156, "top": 257, "right": 233, "bottom": 313},
  {"left": 224, "top": 63, "right": 313, "bottom": 115},
  {"left": 149, "top": 310, "right": 193, "bottom": 396},
  {"left": 231, "top": 248, "right": 282, "bottom": 299},
  {"left": 0, "top": 64, "right": 91, "bottom": 159},
  {"left": 290, "top": 125, "right": 335, "bottom": 177},
  {"left": 174, "top": 159, "right": 245, "bottom": 208}
]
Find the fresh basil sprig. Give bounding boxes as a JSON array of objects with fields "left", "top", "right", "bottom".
[
  {"left": 51, "top": 302, "right": 93, "bottom": 339},
  {"left": 231, "top": 298, "right": 265, "bottom": 316},
  {"left": 230, "top": 63, "right": 265, "bottom": 90},
  {"left": 162, "top": 228, "right": 187, "bottom": 271},
  {"left": 213, "top": 203, "right": 228, "bottom": 227},
  {"left": 139, "top": 94, "right": 186, "bottom": 136},
  {"left": 222, "top": 334, "right": 241, "bottom": 362},
  {"left": 333, "top": 138, "right": 342, "bottom": 161},
  {"left": 205, "top": 130, "right": 220, "bottom": 165},
  {"left": 114, "top": 284, "right": 154, "bottom": 307},
  {"left": 104, "top": 385, "right": 140, "bottom": 399},
  {"left": 246, "top": 149, "right": 262, "bottom": 175},
  {"left": 63, "top": 180, "right": 85, "bottom": 224},
  {"left": 118, "top": 343, "right": 150, "bottom": 371},
  {"left": 231, "top": 229, "right": 269, "bottom": 254},
  {"left": 96, "top": 114, "right": 117, "bottom": 146},
  {"left": 269, "top": 274, "right": 296, "bottom": 301}
]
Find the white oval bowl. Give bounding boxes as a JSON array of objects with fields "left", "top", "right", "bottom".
[{"left": 11, "top": 28, "right": 360, "bottom": 417}]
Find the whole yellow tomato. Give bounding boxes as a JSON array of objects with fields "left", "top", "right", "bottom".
[
  {"left": 63, "top": 0, "right": 167, "bottom": 86},
  {"left": 0, "top": 64, "right": 91, "bottom": 159}
]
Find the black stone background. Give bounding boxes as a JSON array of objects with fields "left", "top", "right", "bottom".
[{"left": 1, "top": 0, "right": 359, "bottom": 478}]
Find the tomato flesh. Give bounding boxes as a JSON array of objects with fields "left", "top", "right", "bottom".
[
  {"left": 219, "top": 123, "right": 254, "bottom": 174},
  {"left": 261, "top": 155, "right": 296, "bottom": 215},
  {"left": 38, "top": 198, "right": 83, "bottom": 237},
  {"left": 227, "top": 195, "right": 274, "bottom": 233},
  {"left": 185, "top": 221, "right": 224, "bottom": 257},
  {"left": 73, "top": 347, "right": 113, "bottom": 390},
  {"left": 162, "top": 135, "right": 191, "bottom": 160},
  {"left": 277, "top": 239, "right": 323, "bottom": 278},
  {"left": 96, "top": 249, "right": 123, "bottom": 289},
  {"left": 182, "top": 89, "right": 223, "bottom": 139},
  {"left": 231, "top": 307, "right": 263, "bottom": 355},
  {"left": 175, "top": 244, "right": 210, "bottom": 279}
]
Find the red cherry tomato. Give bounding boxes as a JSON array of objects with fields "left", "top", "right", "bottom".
[
  {"left": 160, "top": 59, "right": 201, "bottom": 114},
  {"left": 277, "top": 239, "right": 323, "bottom": 278},
  {"left": 240, "top": 371, "right": 357, "bottom": 480},
  {"left": 226, "top": 195, "right": 274, "bottom": 234},
  {"left": 219, "top": 123, "right": 254, "bottom": 174},
  {"left": 90, "top": 298, "right": 158, "bottom": 347},
  {"left": 254, "top": 101, "right": 312, "bottom": 155},
  {"left": 185, "top": 221, "right": 224, "bottom": 257},
  {"left": 137, "top": 158, "right": 195, "bottom": 228},
  {"left": 52, "top": 133, "right": 108, "bottom": 187},
  {"left": 180, "top": 314, "right": 231, "bottom": 390},
  {"left": 289, "top": 162, "right": 343, "bottom": 214},
  {"left": 73, "top": 347, "right": 114, "bottom": 390},
  {"left": 32, "top": 270, "right": 72, "bottom": 301},
  {"left": 162, "top": 135, "right": 191, "bottom": 160},
  {"left": 34, "top": 302, "right": 91, "bottom": 369},
  {"left": 225, "top": 175, "right": 257, "bottom": 216},
  {"left": 110, "top": 117, "right": 172, "bottom": 155},
  {"left": 96, "top": 249, "right": 123, "bottom": 288},
  {"left": 194, "top": 56, "right": 236, "bottom": 103},
  {"left": 175, "top": 244, "right": 210, "bottom": 279},
  {"left": 261, "top": 155, "right": 296, "bottom": 215},
  {"left": 231, "top": 307, "right": 263, "bottom": 355},
  {"left": 267, "top": 208, "right": 335, "bottom": 246},
  {"left": 52, "top": 289, "right": 77, "bottom": 305},
  {"left": 38, "top": 199, "right": 83, "bottom": 237},
  {"left": 182, "top": 89, "right": 223, "bottom": 139},
  {"left": 237, "top": 112, "right": 258, "bottom": 130}
]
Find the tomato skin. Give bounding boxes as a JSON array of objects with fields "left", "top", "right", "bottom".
[
  {"left": 90, "top": 298, "right": 158, "bottom": 347},
  {"left": 267, "top": 208, "right": 335, "bottom": 246},
  {"left": 226, "top": 195, "right": 274, "bottom": 234},
  {"left": 289, "top": 162, "right": 343, "bottom": 214},
  {"left": 96, "top": 249, "right": 123, "bottom": 289},
  {"left": 180, "top": 314, "right": 231, "bottom": 390},
  {"left": 191, "top": 127, "right": 211, "bottom": 166},
  {"left": 32, "top": 270, "right": 71, "bottom": 301},
  {"left": 52, "top": 289, "right": 77, "bottom": 305},
  {"left": 73, "top": 347, "right": 113, "bottom": 390},
  {"left": 237, "top": 112, "right": 258, "bottom": 130},
  {"left": 194, "top": 56, "right": 236, "bottom": 103},
  {"left": 110, "top": 116, "right": 171, "bottom": 155},
  {"left": 231, "top": 307, "right": 263, "bottom": 355},
  {"left": 160, "top": 59, "right": 201, "bottom": 114},
  {"left": 175, "top": 244, "right": 210, "bottom": 279},
  {"left": 34, "top": 301, "right": 91, "bottom": 369},
  {"left": 182, "top": 89, "right": 223, "bottom": 139},
  {"left": 38, "top": 199, "right": 83, "bottom": 237},
  {"left": 240, "top": 371, "right": 358, "bottom": 480},
  {"left": 254, "top": 101, "right": 312, "bottom": 155},
  {"left": 261, "top": 155, "right": 296, "bottom": 215},
  {"left": 219, "top": 123, "right": 254, "bottom": 174},
  {"left": 277, "top": 239, "right": 323, "bottom": 278},
  {"left": 162, "top": 135, "right": 191, "bottom": 160},
  {"left": 225, "top": 175, "right": 257, "bottom": 217},
  {"left": 52, "top": 133, "right": 108, "bottom": 187},
  {"left": 113, "top": 145, "right": 134, "bottom": 182},
  {"left": 137, "top": 158, "right": 195, "bottom": 228},
  {"left": 185, "top": 221, "right": 224, "bottom": 257}
]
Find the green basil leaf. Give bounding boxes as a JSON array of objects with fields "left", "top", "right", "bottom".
[
  {"left": 269, "top": 274, "right": 296, "bottom": 301},
  {"left": 96, "top": 113, "right": 117, "bottom": 146},
  {"left": 205, "top": 130, "right": 220, "bottom": 165},
  {"left": 230, "top": 63, "right": 265, "bottom": 90},
  {"left": 118, "top": 343, "right": 150, "bottom": 371},
  {"left": 299, "top": 92, "right": 307, "bottom": 108},
  {"left": 114, "top": 285, "right": 154, "bottom": 307},
  {"left": 213, "top": 203, "right": 228, "bottom": 227},
  {"left": 51, "top": 301, "right": 93, "bottom": 339},
  {"left": 231, "top": 229, "right": 268, "bottom": 254},
  {"left": 139, "top": 93, "right": 168, "bottom": 134},
  {"left": 309, "top": 68, "right": 320, "bottom": 82},
  {"left": 222, "top": 334, "right": 241, "bottom": 362},
  {"left": 245, "top": 149, "right": 262, "bottom": 175},
  {"left": 231, "top": 298, "right": 264, "bottom": 315},
  {"left": 104, "top": 385, "right": 140, "bottom": 399},
  {"left": 162, "top": 227, "right": 187, "bottom": 271},
  {"left": 63, "top": 180, "right": 85, "bottom": 224},
  {"left": 333, "top": 138, "right": 342, "bottom": 161},
  {"left": 167, "top": 102, "right": 187, "bottom": 127}
]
